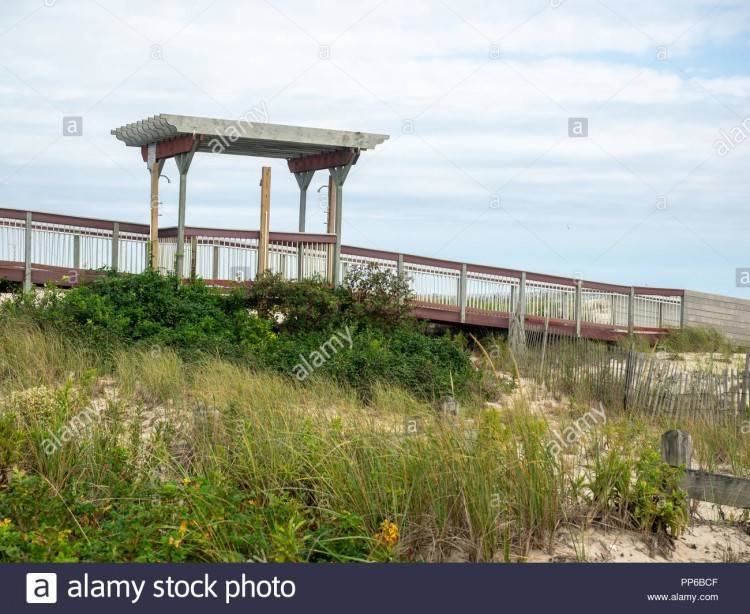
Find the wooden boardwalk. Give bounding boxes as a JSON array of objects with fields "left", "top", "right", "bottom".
[{"left": 1, "top": 207, "right": 686, "bottom": 342}]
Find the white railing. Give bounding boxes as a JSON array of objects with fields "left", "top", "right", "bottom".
[{"left": 0, "top": 208, "right": 685, "bottom": 334}]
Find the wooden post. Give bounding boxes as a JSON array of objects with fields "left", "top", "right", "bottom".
[
  {"left": 149, "top": 160, "right": 161, "bottom": 270},
  {"left": 190, "top": 235, "right": 198, "bottom": 280},
  {"left": 539, "top": 316, "right": 550, "bottom": 379},
  {"left": 518, "top": 272, "right": 526, "bottom": 327},
  {"left": 741, "top": 352, "right": 750, "bottom": 413},
  {"left": 23, "top": 211, "right": 32, "bottom": 292},
  {"left": 73, "top": 234, "right": 81, "bottom": 270},
  {"left": 661, "top": 429, "right": 692, "bottom": 468},
  {"left": 174, "top": 147, "right": 196, "bottom": 279},
  {"left": 329, "top": 163, "right": 352, "bottom": 286},
  {"left": 111, "top": 222, "right": 119, "bottom": 272},
  {"left": 459, "top": 263, "right": 468, "bottom": 324},
  {"left": 257, "top": 166, "right": 271, "bottom": 276},
  {"left": 627, "top": 286, "right": 635, "bottom": 336},
  {"left": 326, "top": 175, "right": 336, "bottom": 284},
  {"left": 574, "top": 279, "right": 582, "bottom": 338},
  {"left": 294, "top": 170, "right": 314, "bottom": 282},
  {"left": 212, "top": 244, "right": 220, "bottom": 281}
]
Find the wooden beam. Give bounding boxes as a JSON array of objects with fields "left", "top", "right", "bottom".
[
  {"left": 287, "top": 148, "right": 359, "bottom": 174},
  {"left": 257, "top": 166, "right": 271, "bottom": 275},
  {"left": 141, "top": 135, "right": 199, "bottom": 162}
]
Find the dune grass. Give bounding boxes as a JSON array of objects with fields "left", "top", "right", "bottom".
[{"left": 0, "top": 316, "right": 745, "bottom": 562}]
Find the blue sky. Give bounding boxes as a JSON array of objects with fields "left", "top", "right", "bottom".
[{"left": 0, "top": 0, "right": 748, "bottom": 295}]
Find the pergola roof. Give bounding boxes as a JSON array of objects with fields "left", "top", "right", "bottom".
[{"left": 111, "top": 113, "right": 389, "bottom": 159}]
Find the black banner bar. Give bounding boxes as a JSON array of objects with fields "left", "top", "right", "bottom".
[{"left": 4, "top": 563, "right": 742, "bottom": 613}]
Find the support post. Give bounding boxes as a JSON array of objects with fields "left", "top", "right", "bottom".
[
  {"left": 661, "top": 429, "right": 693, "bottom": 468},
  {"left": 326, "top": 176, "right": 336, "bottom": 284},
  {"left": 459, "top": 263, "right": 468, "bottom": 324},
  {"left": 741, "top": 353, "right": 750, "bottom": 413},
  {"left": 294, "top": 170, "right": 314, "bottom": 281},
  {"left": 23, "top": 211, "right": 32, "bottom": 292},
  {"left": 190, "top": 236, "right": 198, "bottom": 280},
  {"left": 212, "top": 244, "right": 220, "bottom": 281},
  {"left": 174, "top": 147, "right": 196, "bottom": 278},
  {"left": 111, "top": 222, "right": 119, "bottom": 272},
  {"left": 628, "top": 286, "right": 635, "bottom": 336},
  {"left": 73, "top": 234, "right": 81, "bottom": 270},
  {"left": 397, "top": 253, "right": 404, "bottom": 279},
  {"left": 257, "top": 166, "right": 271, "bottom": 275},
  {"left": 329, "top": 162, "right": 353, "bottom": 286},
  {"left": 658, "top": 302, "right": 664, "bottom": 328},
  {"left": 149, "top": 158, "right": 165, "bottom": 271},
  {"left": 679, "top": 293, "right": 686, "bottom": 328},
  {"left": 518, "top": 272, "right": 526, "bottom": 328},
  {"left": 574, "top": 278, "right": 582, "bottom": 338}
]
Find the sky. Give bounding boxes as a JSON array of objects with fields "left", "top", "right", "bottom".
[{"left": 0, "top": 0, "right": 748, "bottom": 295}]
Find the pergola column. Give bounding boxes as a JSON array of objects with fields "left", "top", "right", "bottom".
[
  {"left": 148, "top": 157, "right": 165, "bottom": 271},
  {"left": 329, "top": 162, "right": 353, "bottom": 286},
  {"left": 293, "top": 170, "right": 315, "bottom": 281},
  {"left": 174, "top": 146, "right": 197, "bottom": 278}
]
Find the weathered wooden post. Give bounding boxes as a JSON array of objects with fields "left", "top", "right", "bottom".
[
  {"left": 148, "top": 157, "right": 165, "bottom": 271},
  {"left": 741, "top": 352, "right": 750, "bottom": 413},
  {"left": 23, "top": 211, "right": 32, "bottom": 292},
  {"left": 539, "top": 316, "right": 550, "bottom": 379},
  {"left": 111, "top": 222, "right": 120, "bottom": 272},
  {"left": 190, "top": 235, "right": 198, "bottom": 280},
  {"left": 294, "top": 170, "right": 314, "bottom": 281},
  {"left": 326, "top": 176, "right": 336, "bottom": 284},
  {"left": 257, "top": 166, "right": 271, "bottom": 275},
  {"left": 212, "top": 244, "right": 220, "bottom": 281},
  {"left": 459, "top": 263, "right": 468, "bottom": 324},
  {"left": 627, "top": 286, "right": 635, "bottom": 337},
  {"left": 661, "top": 429, "right": 693, "bottom": 468},
  {"left": 73, "top": 234, "right": 81, "bottom": 270},
  {"left": 518, "top": 271, "right": 526, "bottom": 328}
]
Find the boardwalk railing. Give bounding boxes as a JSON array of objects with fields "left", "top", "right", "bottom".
[{"left": 0, "top": 207, "right": 683, "bottom": 341}]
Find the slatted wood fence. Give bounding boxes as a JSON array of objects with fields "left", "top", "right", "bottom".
[{"left": 512, "top": 320, "right": 750, "bottom": 420}]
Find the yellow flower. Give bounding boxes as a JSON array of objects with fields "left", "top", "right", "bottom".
[
  {"left": 179, "top": 520, "right": 188, "bottom": 536},
  {"left": 0, "top": 518, "right": 11, "bottom": 527},
  {"left": 247, "top": 499, "right": 258, "bottom": 506},
  {"left": 375, "top": 519, "right": 399, "bottom": 549},
  {"left": 168, "top": 535, "right": 182, "bottom": 548},
  {"left": 182, "top": 477, "right": 191, "bottom": 486}
]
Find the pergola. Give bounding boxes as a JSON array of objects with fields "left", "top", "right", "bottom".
[{"left": 111, "top": 114, "right": 388, "bottom": 284}]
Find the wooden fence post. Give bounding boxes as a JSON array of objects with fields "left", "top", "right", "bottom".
[
  {"left": 539, "top": 316, "right": 550, "bottom": 379},
  {"left": 627, "top": 286, "right": 635, "bottom": 336},
  {"left": 111, "top": 222, "right": 119, "bottom": 272},
  {"left": 190, "top": 236, "right": 198, "bottom": 280},
  {"left": 73, "top": 234, "right": 81, "bottom": 270},
  {"left": 518, "top": 272, "right": 526, "bottom": 328},
  {"left": 574, "top": 279, "right": 582, "bottom": 338},
  {"left": 742, "top": 352, "right": 750, "bottom": 413},
  {"left": 212, "top": 244, "right": 220, "bottom": 281},
  {"left": 459, "top": 263, "right": 467, "bottom": 324},
  {"left": 661, "top": 429, "right": 693, "bottom": 468},
  {"left": 257, "top": 166, "right": 271, "bottom": 276},
  {"left": 23, "top": 211, "right": 32, "bottom": 292}
]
